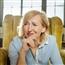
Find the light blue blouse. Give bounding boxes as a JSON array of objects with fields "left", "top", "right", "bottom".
[{"left": 8, "top": 35, "right": 63, "bottom": 65}]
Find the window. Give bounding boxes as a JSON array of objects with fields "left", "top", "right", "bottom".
[
  {"left": 47, "top": 0, "right": 64, "bottom": 24},
  {"left": 3, "top": 0, "right": 21, "bottom": 19},
  {"left": 22, "top": 0, "right": 42, "bottom": 16}
]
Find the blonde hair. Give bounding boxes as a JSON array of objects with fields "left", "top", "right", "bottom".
[
  {"left": 17, "top": 17, "right": 23, "bottom": 37},
  {"left": 17, "top": 10, "right": 49, "bottom": 40},
  {"left": 23, "top": 10, "right": 49, "bottom": 27}
]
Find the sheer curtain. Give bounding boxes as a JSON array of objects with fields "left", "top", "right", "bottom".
[
  {"left": 46, "top": 0, "right": 64, "bottom": 24},
  {"left": 22, "top": 0, "right": 42, "bottom": 16},
  {"left": 3, "top": 0, "right": 21, "bottom": 20}
]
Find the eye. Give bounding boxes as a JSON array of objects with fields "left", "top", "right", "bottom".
[
  {"left": 24, "top": 23, "right": 27, "bottom": 25},
  {"left": 24, "top": 22, "right": 28, "bottom": 25},
  {"left": 32, "top": 22, "right": 37, "bottom": 26}
]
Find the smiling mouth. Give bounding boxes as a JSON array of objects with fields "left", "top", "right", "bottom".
[{"left": 27, "top": 32, "right": 34, "bottom": 36}]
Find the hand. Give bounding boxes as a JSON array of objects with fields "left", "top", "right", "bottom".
[{"left": 21, "top": 37, "right": 36, "bottom": 53}]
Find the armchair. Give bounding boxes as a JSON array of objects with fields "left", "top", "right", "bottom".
[
  {"left": 0, "top": 15, "right": 65, "bottom": 65},
  {"left": 49, "top": 16, "right": 65, "bottom": 64},
  {"left": 0, "top": 15, "right": 21, "bottom": 65}
]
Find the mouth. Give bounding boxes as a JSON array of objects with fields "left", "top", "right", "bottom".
[
  {"left": 24, "top": 31, "right": 37, "bottom": 38},
  {"left": 24, "top": 32, "right": 34, "bottom": 38},
  {"left": 27, "top": 32, "right": 34, "bottom": 37}
]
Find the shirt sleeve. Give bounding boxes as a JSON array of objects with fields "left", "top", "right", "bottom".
[
  {"left": 50, "top": 36, "right": 64, "bottom": 65},
  {"left": 8, "top": 40, "right": 19, "bottom": 65}
]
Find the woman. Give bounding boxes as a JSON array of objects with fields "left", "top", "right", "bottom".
[{"left": 8, "top": 10, "right": 63, "bottom": 65}]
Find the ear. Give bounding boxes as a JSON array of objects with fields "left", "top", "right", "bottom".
[{"left": 41, "top": 27, "right": 46, "bottom": 33}]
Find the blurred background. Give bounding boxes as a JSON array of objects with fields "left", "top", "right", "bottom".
[{"left": 0, "top": 0, "right": 65, "bottom": 65}]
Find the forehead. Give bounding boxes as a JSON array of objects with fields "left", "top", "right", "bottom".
[
  {"left": 31, "top": 15, "right": 41, "bottom": 20},
  {"left": 25, "top": 15, "right": 42, "bottom": 23},
  {"left": 30, "top": 15, "right": 42, "bottom": 22}
]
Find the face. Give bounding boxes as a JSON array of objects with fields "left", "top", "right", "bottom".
[{"left": 23, "top": 15, "right": 46, "bottom": 40}]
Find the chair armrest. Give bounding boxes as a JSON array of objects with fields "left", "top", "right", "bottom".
[
  {"left": 60, "top": 49, "right": 65, "bottom": 65},
  {"left": 0, "top": 48, "right": 8, "bottom": 65}
]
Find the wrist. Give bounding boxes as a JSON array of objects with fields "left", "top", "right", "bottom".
[
  {"left": 19, "top": 48, "right": 26, "bottom": 56},
  {"left": 18, "top": 48, "right": 26, "bottom": 65}
]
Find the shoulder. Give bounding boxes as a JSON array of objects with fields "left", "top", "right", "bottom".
[
  {"left": 48, "top": 35, "right": 56, "bottom": 42},
  {"left": 13, "top": 36, "right": 21, "bottom": 41},
  {"left": 48, "top": 35, "right": 56, "bottom": 39},
  {"left": 11, "top": 36, "right": 21, "bottom": 45},
  {"left": 9, "top": 36, "right": 22, "bottom": 52},
  {"left": 47, "top": 35, "right": 57, "bottom": 47}
]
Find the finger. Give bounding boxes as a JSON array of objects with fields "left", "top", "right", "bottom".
[
  {"left": 27, "top": 39, "right": 36, "bottom": 48},
  {"left": 27, "top": 43, "right": 31, "bottom": 47}
]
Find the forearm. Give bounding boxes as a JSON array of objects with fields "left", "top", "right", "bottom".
[{"left": 17, "top": 49, "right": 26, "bottom": 65}]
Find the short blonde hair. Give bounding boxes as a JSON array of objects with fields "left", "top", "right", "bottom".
[{"left": 23, "top": 10, "right": 49, "bottom": 30}]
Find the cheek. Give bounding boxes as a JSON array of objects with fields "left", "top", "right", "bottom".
[
  {"left": 34, "top": 29, "right": 42, "bottom": 36},
  {"left": 35, "top": 27, "right": 43, "bottom": 36},
  {"left": 23, "top": 26, "right": 28, "bottom": 33},
  {"left": 36, "top": 27, "right": 42, "bottom": 33}
]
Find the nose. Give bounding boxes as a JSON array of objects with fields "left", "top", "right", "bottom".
[{"left": 28, "top": 24, "right": 33, "bottom": 31}]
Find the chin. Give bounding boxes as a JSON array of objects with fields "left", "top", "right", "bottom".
[{"left": 29, "top": 44, "right": 36, "bottom": 48}]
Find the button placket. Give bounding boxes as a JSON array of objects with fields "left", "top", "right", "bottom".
[{"left": 35, "top": 48, "right": 39, "bottom": 65}]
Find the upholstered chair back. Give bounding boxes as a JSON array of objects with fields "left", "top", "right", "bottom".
[{"left": 3, "top": 15, "right": 21, "bottom": 50}]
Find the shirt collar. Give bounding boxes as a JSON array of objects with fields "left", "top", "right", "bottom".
[{"left": 38, "top": 36, "right": 49, "bottom": 49}]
